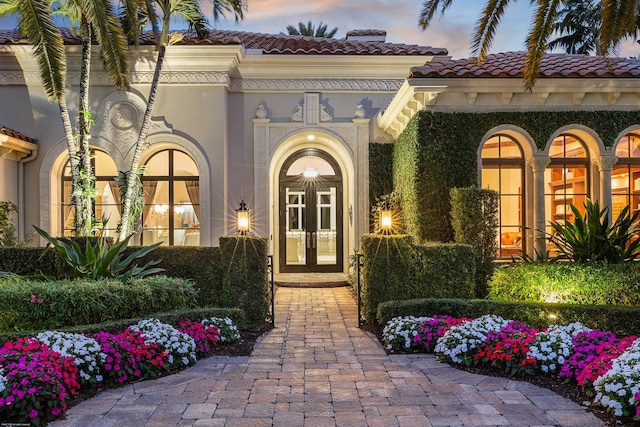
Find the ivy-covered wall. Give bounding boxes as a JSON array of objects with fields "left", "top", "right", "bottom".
[
  {"left": 391, "top": 110, "right": 640, "bottom": 243},
  {"left": 368, "top": 143, "right": 394, "bottom": 208}
]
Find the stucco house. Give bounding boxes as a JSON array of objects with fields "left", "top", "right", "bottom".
[{"left": 1, "top": 28, "right": 640, "bottom": 274}]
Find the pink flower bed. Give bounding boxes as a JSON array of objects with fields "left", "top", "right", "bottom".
[
  {"left": 0, "top": 318, "right": 236, "bottom": 425},
  {"left": 383, "top": 314, "right": 640, "bottom": 421}
]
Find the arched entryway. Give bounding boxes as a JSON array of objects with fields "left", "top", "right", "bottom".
[{"left": 279, "top": 148, "right": 343, "bottom": 273}]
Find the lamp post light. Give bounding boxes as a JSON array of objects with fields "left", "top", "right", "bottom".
[
  {"left": 236, "top": 199, "right": 251, "bottom": 236},
  {"left": 380, "top": 200, "right": 393, "bottom": 234}
]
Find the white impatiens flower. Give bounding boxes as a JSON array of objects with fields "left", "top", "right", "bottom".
[
  {"left": 201, "top": 317, "right": 241, "bottom": 343},
  {"left": 593, "top": 337, "right": 640, "bottom": 417},
  {"left": 0, "top": 369, "right": 6, "bottom": 393},
  {"left": 381, "top": 316, "right": 432, "bottom": 352},
  {"left": 129, "top": 319, "right": 197, "bottom": 367},
  {"left": 527, "top": 322, "right": 592, "bottom": 374},
  {"left": 36, "top": 331, "right": 106, "bottom": 384},
  {"left": 434, "top": 314, "right": 511, "bottom": 365}
]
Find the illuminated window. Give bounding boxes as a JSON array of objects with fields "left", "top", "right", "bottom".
[
  {"left": 481, "top": 135, "right": 525, "bottom": 258},
  {"left": 544, "top": 134, "right": 589, "bottom": 239},
  {"left": 141, "top": 149, "right": 200, "bottom": 246},
  {"left": 612, "top": 134, "right": 640, "bottom": 221},
  {"left": 61, "top": 150, "right": 119, "bottom": 237}
]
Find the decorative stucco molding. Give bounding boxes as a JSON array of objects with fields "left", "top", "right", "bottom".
[
  {"left": 0, "top": 72, "right": 39, "bottom": 85},
  {"left": 92, "top": 91, "right": 148, "bottom": 158},
  {"left": 528, "top": 155, "right": 550, "bottom": 173},
  {"left": 595, "top": 156, "right": 618, "bottom": 171},
  {"left": 128, "top": 71, "right": 230, "bottom": 85},
  {"left": 230, "top": 79, "right": 403, "bottom": 93},
  {"left": 1, "top": 70, "right": 230, "bottom": 86}
]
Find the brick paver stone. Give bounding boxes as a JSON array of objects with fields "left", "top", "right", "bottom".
[{"left": 50, "top": 287, "right": 605, "bottom": 426}]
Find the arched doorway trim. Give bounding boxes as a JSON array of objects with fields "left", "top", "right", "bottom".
[{"left": 267, "top": 129, "right": 357, "bottom": 274}]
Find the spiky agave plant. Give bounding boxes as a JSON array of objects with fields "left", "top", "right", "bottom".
[{"left": 548, "top": 199, "right": 640, "bottom": 263}]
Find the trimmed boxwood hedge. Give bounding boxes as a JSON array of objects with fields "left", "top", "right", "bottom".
[
  {"left": 361, "top": 234, "right": 475, "bottom": 322},
  {"left": 488, "top": 263, "right": 640, "bottom": 305},
  {"left": 0, "top": 307, "right": 245, "bottom": 346},
  {"left": 376, "top": 298, "right": 640, "bottom": 337},
  {"left": 0, "top": 276, "right": 198, "bottom": 332}
]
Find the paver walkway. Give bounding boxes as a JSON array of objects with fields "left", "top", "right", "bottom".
[{"left": 51, "top": 287, "right": 604, "bottom": 426}]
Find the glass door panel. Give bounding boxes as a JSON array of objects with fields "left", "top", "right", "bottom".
[
  {"left": 316, "top": 187, "right": 337, "bottom": 265},
  {"left": 285, "top": 187, "right": 306, "bottom": 266}
]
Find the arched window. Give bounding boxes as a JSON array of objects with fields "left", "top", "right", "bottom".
[
  {"left": 612, "top": 133, "right": 640, "bottom": 220},
  {"left": 481, "top": 135, "right": 525, "bottom": 258},
  {"left": 62, "top": 150, "right": 119, "bottom": 237},
  {"left": 141, "top": 149, "right": 200, "bottom": 246},
  {"left": 544, "top": 134, "right": 590, "bottom": 237}
]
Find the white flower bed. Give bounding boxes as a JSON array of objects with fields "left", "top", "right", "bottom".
[
  {"left": 202, "top": 317, "right": 241, "bottom": 343},
  {"left": 593, "top": 337, "right": 640, "bottom": 417},
  {"left": 0, "top": 369, "right": 6, "bottom": 394},
  {"left": 36, "top": 330, "right": 106, "bottom": 384},
  {"left": 434, "top": 314, "right": 510, "bottom": 365},
  {"left": 527, "top": 322, "right": 592, "bottom": 374},
  {"left": 129, "top": 319, "right": 197, "bottom": 367},
  {"left": 381, "top": 316, "right": 432, "bottom": 352}
]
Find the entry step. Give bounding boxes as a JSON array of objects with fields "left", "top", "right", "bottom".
[{"left": 274, "top": 273, "right": 350, "bottom": 288}]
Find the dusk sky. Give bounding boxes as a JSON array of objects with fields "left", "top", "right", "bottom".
[{"left": 1, "top": 0, "right": 638, "bottom": 59}]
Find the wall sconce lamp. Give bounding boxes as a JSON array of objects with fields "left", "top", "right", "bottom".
[
  {"left": 236, "top": 199, "right": 251, "bottom": 235},
  {"left": 380, "top": 200, "right": 393, "bottom": 234}
]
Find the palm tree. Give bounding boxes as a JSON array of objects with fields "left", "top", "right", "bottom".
[
  {"left": 286, "top": 21, "right": 338, "bottom": 38},
  {"left": 419, "top": 0, "right": 639, "bottom": 88},
  {"left": 116, "top": 0, "right": 246, "bottom": 241},
  {"left": 0, "top": 0, "right": 129, "bottom": 236},
  {"left": 54, "top": 0, "right": 130, "bottom": 236},
  {"left": 547, "top": 0, "right": 603, "bottom": 55}
]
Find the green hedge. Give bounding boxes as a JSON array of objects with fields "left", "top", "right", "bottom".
[
  {"left": 132, "top": 246, "right": 223, "bottom": 306},
  {"left": 0, "top": 276, "right": 198, "bottom": 332},
  {"left": 0, "top": 307, "right": 245, "bottom": 346},
  {"left": 488, "top": 263, "right": 640, "bottom": 305},
  {"left": 393, "top": 110, "right": 640, "bottom": 244},
  {"left": 376, "top": 298, "right": 640, "bottom": 337},
  {"left": 219, "top": 236, "right": 269, "bottom": 326},
  {"left": 361, "top": 234, "right": 475, "bottom": 322},
  {"left": 369, "top": 143, "right": 394, "bottom": 224}
]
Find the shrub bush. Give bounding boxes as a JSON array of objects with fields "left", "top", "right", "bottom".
[
  {"left": 219, "top": 236, "right": 269, "bottom": 326},
  {"left": 0, "top": 276, "right": 198, "bottom": 332},
  {"left": 450, "top": 186, "right": 498, "bottom": 297},
  {"left": 488, "top": 263, "right": 640, "bottom": 305},
  {"left": 376, "top": 298, "right": 640, "bottom": 337},
  {"left": 360, "top": 234, "right": 475, "bottom": 322},
  {"left": 0, "top": 246, "right": 224, "bottom": 305}
]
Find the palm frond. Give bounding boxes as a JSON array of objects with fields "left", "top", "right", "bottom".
[
  {"left": 419, "top": 0, "right": 454, "bottom": 30},
  {"left": 471, "top": 0, "right": 512, "bottom": 60},
  {"left": 15, "top": 0, "right": 66, "bottom": 101},
  {"left": 523, "top": 0, "right": 563, "bottom": 89},
  {"left": 171, "top": 0, "right": 209, "bottom": 38},
  {"left": 601, "top": 0, "right": 638, "bottom": 55},
  {"left": 211, "top": 0, "right": 246, "bottom": 24},
  {"left": 82, "top": 0, "right": 130, "bottom": 90}
]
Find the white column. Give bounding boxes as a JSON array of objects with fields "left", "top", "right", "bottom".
[
  {"left": 595, "top": 155, "right": 617, "bottom": 223},
  {"left": 529, "top": 155, "right": 550, "bottom": 259}
]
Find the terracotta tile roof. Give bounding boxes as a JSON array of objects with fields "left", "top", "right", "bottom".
[
  {"left": 0, "top": 126, "right": 35, "bottom": 143},
  {"left": 0, "top": 28, "right": 447, "bottom": 56},
  {"left": 409, "top": 51, "right": 640, "bottom": 78}
]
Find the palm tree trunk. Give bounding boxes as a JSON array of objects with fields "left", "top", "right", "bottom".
[
  {"left": 58, "top": 97, "right": 81, "bottom": 235},
  {"left": 117, "top": 44, "right": 167, "bottom": 242},
  {"left": 77, "top": 18, "right": 94, "bottom": 236}
]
